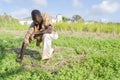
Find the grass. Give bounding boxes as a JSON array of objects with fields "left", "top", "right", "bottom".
[
  {"left": 0, "top": 15, "right": 120, "bottom": 79},
  {"left": 0, "top": 32, "right": 120, "bottom": 80},
  {"left": 0, "top": 14, "right": 120, "bottom": 34},
  {"left": 54, "top": 22, "right": 120, "bottom": 34},
  {"left": 0, "top": 14, "right": 28, "bottom": 30}
]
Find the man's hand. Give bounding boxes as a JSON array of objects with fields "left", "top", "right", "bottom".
[
  {"left": 44, "top": 26, "right": 52, "bottom": 33},
  {"left": 34, "top": 31, "right": 44, "bottom": 35},
  {"left": 30, "top": 26, "right": 53, "bottom": 37}
]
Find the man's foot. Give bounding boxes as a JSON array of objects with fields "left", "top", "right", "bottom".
[{"left": 36, "top": 42, "right": 40, "bottom": 46}]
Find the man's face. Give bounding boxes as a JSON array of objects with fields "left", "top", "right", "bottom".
[{"left": 33, "top": 15, "right": 42, "bottom": 24}]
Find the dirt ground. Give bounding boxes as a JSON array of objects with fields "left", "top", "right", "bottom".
[{"left": 0, "top": 29, "right": 120, "bottom": 39}]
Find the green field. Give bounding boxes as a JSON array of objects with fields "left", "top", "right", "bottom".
[
  {"left": 0, "top": 32, "right": 120, "bottom": 80},
  {"left": 1, "top": 14, "right": 120, "bottom": 34},
  {"left": 0, "top": 16, "right": 120, "bottom": 80},
  {"left": 0, "top": 14, "right": 28, "bottom": 30},
  {"left": 54, "top": 22, "right": 120, "bottom": 34}
]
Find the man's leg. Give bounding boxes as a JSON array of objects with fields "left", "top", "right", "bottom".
[
  {"left": 42, "top": 32, "right": 58, "bottom": 64},
  {"left": 42, "top": 34, "right": 54, "bottom": 60},
  {"left": 42, "top": 32, "right": 58, "bottom": 59},
  {"left": 35, "top": 35, "right": 43, "bottom": 46}
]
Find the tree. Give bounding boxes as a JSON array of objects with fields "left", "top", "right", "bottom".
[
  {"left": 72, "top": 15, "right": 83, "bottom": 22},
  {"left": 0, "top": 13, "right": 19, "bottom": 23},
  {"left": 62, "top": 16, "right": 70, "bottom": 22}
]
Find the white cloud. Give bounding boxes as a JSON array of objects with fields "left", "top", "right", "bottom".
[
  {"left": 32, "top": 0, "right": 47, "bottom": 7},
  {"left": 4, "top": 0, "right": 12, "bottom": 3},
  {"left": 72, "top": 0, "right": 83, "bottom": 8},
  {"left": 91, "top": 0, "right": 120, "bottom": 15},
  {"left": 10, "top": 9, "right": 30, "bottom": 19}
]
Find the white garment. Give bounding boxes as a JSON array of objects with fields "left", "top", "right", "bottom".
[{"left": 42, "top": 32, "right": 58, "bottom": 60}]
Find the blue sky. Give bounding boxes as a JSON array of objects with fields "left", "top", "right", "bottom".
[{"left": 0, "top": 0, "right": 120, "bottom": 22}]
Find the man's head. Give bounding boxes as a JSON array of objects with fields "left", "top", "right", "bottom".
[{"left": 31, "top": 9, "right": 42, "bottom": 24}]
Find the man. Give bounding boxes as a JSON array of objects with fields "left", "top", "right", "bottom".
[{"left": 17, "top": 9, "right": 58, "bottom": 62}]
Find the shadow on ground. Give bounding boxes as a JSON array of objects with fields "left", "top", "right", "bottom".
[{"left": 9, "top": 48, "right": 42, "bottom": 61}]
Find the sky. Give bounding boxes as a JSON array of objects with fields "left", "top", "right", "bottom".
[{"left": 0, "top": 0, "right": 120, "bottom": 22}]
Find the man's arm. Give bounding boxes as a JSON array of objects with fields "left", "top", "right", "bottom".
[
  {"left": 17, "top": 22, "right": 35, "bottom": 62},
  {"left": 33, "top": 25, "right": 53, "bottom": 35},
  {"left": 25, "top": 22, "right": 35, "bottom": 42}
]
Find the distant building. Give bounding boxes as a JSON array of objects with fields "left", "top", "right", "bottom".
[
  {"left": 51, "top": 17, "right": 57, "bottom": 24},
  {"left": 19, "top": 18, "right": 32, "bottom": 25},
  {"left": 19, "top": 14, "right": 63, "bottom": 25},
  {"left": 67, "top": 20, "right": 72, "bottom": 23},
  {"left": 56, "top": 14, "right": 62, "bottom": 22},
  {"left": 51, "top": 14, "right": 63, "bottom": 24},
  {"left": 85, "top": 21, "right": 95, "bottom": 24}
]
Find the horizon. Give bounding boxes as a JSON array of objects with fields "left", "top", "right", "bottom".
[{"left": 0, "top": 0, "right": 120, "bottom": 22}]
